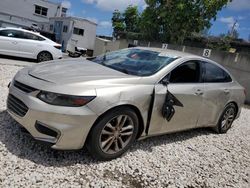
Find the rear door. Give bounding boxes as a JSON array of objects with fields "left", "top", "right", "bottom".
[
  {"left": 0, "top": 29, "right": 20, "bottom": 56},
  {"left": 198, "top": 61, "right": 233, "bottom": 127},
  {"left": 149, "top": 60, "right": 205, "bottom": 135}
]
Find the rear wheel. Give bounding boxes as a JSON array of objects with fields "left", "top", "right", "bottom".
[
  {"left": 37, "top": 51, "right": 53, "bottom": 62},
  {"left": 216, "top": 103, "right": 237, "bottom": 134},
  {"left": 87, "top": 107, "right": 139, "bottom": 160}
]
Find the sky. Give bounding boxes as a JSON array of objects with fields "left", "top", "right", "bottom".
[{"left": 58, "top": 0, "right": 250, "bottom": 40}]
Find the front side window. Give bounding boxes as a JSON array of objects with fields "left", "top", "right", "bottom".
[
  {"left": 89, "top": 49, "right": 178, "bottom": 76},
  {"left": 35, "top": 5, "right": 48, "bottom": 16},
  {"left": 203, "top": 62, "right": 232, "bottom": 83},
  {"left": 23, "top": 32, "right": 45, "bottom": 41},
  {"left": 0, "top": 30, "right": 22, "bottom": 38},
  {"left": 73, "top": 28, "right": 84, "bottom": 36},
  {"left": 169, "top": 61, "right": 201, "bottom": 83}
]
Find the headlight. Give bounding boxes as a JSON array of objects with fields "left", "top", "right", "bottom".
[{"left": 37, "top": 91, "right": 95, "bottom": 107}]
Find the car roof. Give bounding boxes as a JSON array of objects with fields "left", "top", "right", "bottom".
[
  {"left": 136, "top": 47, "right": 236, "bottom": 79},
  {"left": 134, "top": 47, "right": 201, "bottom": 59}
]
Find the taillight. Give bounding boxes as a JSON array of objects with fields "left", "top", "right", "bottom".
[{"left": 54, "top": 45, "right": 62, "bottom": 50}]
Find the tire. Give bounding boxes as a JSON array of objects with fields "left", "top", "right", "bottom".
[
  {"left": 86, "top": 107, "right": 139, "bottom": 161},
  {"left": 215, "top": 103, "right": 237, "bottom": 134},
  {"left": 37, "top": 51, "right": 53, "bottom": 62}
]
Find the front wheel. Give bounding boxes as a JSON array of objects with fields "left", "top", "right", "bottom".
[
  {"left": 86, "top": 107, "right": 139, "bottom": 160},
  {"left": 216, "top": 103, "right": 237, "bottom": 134},
  {"left": 37, "top": 51, "right": 53, "bottom": 62}
]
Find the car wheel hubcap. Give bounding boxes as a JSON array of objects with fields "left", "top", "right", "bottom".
[
  {"left": 39, "top": 53, "right": 51, "bottom": 62},
  {"left": 99, "top": 115, "right": 134, "bottom": 155},
  {"left": 221, "top": 107, "right": 235, "bottom": 130}
]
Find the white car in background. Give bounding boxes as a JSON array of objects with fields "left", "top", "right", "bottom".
[{"left": 0, "top": 28, "right": 62, "bottom": 62}]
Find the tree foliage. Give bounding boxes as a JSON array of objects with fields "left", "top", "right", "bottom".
[
  {"left": 123, "top": 5, "right": 140, "bottom": 33},
  {"left": 227, "top": 29, "right": 239, "bottom": 39},
  {"left": 112, "top": 6, "right": 140, "bottom": 38},
  {"left": 141, "top": 0, "right": 232, "bottom": 44},
  {"left": 112, "top": 0, "right": 232, "bottom": 44},
  {"left": 112, "top": 10, "right": 125, "bottom": 38}
]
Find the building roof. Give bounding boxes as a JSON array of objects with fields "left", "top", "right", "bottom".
[
  {"left": 50, "top": 16, "right": 98, "bottom": 25},
  {"left": 40, "top": 0, "right": 61, "bottom": 6},
  {"left": 96, "top": 37, "right": 112, "bottom": 42}
]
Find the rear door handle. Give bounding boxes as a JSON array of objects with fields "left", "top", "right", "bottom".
[{"left": 195, "top": 89, "right": 203, "bottom": 96}]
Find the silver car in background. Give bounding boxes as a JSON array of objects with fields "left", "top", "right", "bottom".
[{"left": 7, "top": 47, "right": 246, "bottom": 160}]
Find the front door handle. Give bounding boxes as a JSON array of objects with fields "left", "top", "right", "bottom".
[
  {"left": 12, "top": 41, "right": 18, "bottom": 45},
  {"left": 224, "top": 89, "right": 230, "bottom": 94},
  {"left": 195, "top": 89, "right": 203, "bottom": 96}
]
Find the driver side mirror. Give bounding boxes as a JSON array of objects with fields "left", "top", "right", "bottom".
[{"left": 161, "top": 75, "right": 170, "bottom": 86}]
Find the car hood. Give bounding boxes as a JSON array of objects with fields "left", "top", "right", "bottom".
[{"left": 28, "top": 59, "right": 134, "bottom": 84}]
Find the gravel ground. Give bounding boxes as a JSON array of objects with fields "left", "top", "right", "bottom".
[{"left": 0, "top": 64, "right": 249, "bottom": 188}]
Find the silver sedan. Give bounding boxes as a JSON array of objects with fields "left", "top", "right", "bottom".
[{"left": 7, "top": 47, "right": 246, "bottom": 160}]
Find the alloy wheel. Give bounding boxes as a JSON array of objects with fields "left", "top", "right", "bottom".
[
  {"left": 99, "top": 115, "right": 134, "bottom": 155},
  {"left": 38, "top": 52, "right": 52, "bottom": 62},
  {"left": 221, "top": 107, "right": 235, "bottom": 131}
]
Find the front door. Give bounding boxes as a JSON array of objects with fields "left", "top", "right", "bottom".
[
  {"left": 149, "top": 60, "right": 204, "bottom": 135},
  {"left": 15, "top": 31, "right": 44, "bottom": 59},
  {"left": 0, "top": 29, "right": 20, "bottom": 56},
  {"left": 54, "top": 21, "right": 63, "bottom": 43}
]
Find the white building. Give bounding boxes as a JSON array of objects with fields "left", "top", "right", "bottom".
[
  {"left": 94, "top": 38, "right": 129, "bottom": 56},
  {"left": 0, "top": 0, "right": 97, "bottom": 55},
  {"left": 46, "top": 17, "right": 97, "bottom": 53},
  {"left": 0, "top": 0, "right": 67, "bottom": 28}
]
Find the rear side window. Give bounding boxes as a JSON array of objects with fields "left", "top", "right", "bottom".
[
  {"left": 169, "top": 61, "right": 201, "bottom": 83},
  {"left": 23, "top": 32, "right": 45, "bottom": 41},
  {"left": 203, "top": 62, "right": 232, "bottom": 83},
  {"left": 0, "top": 30, "right": 22, "bottom": 38}
]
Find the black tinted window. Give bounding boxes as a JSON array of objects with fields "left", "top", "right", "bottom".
[
  {"left": 63, "top": 25, "right": 68, "bottom": 33},
  {"left": 23, "top": 32, "right": 45, "bottom": 41},
  {"left": 169, "top": 61, "right": 201, "bottom": 83},
  {"left": 35, "top": 5, "right": 48, "bottom": 16},
  {"left": 203, "top": 62, "right": 232, "bottom": 83},
  {"left": 73, "top": 28, "right": 84, "bottom": 36},
  {"left": 0, "top": 30, "right": 22, "bottom": 38}
]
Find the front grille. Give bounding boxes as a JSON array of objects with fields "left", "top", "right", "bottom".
[
  {"left": 7, "top": 94, "right": 28, "bottom": 117},
  {"left": 14, "top": 81, "right": 37, "bottom": 93}
]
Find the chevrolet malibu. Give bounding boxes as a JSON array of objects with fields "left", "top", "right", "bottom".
[{"left": 7, "top": 48, "right": 245, "bottom": 160}]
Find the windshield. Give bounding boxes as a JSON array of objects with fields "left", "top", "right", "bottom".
[{"left": 89, "top": 49, "right": 178, "bottom": 76}]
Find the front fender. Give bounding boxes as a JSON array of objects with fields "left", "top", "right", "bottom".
[{"left": 87, "top": 85, "right": 154, "bottom": 128}]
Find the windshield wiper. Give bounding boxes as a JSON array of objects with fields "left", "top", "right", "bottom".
[{"left": 118, "top": 68, "right": 129, "bottom": 74}]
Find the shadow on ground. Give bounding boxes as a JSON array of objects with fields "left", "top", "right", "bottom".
[
  {"left": 0, "top": 54, "right": 37, "bottom": 63},
  {"left": 0, "top": 110, "right": 214, "bottom": 167}
]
